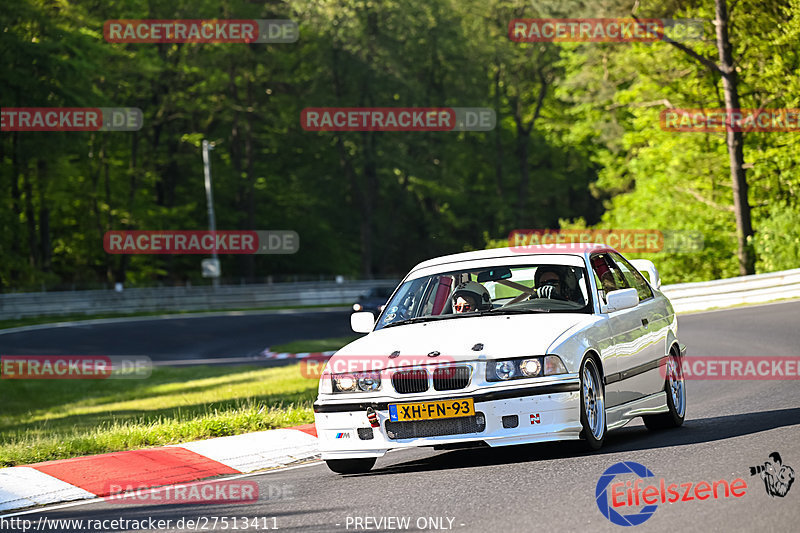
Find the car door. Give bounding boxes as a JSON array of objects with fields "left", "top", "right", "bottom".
[
  {"left": 607, "top": 252, "right": 666, "bottom": 404},
  {"left": 590, "top": 253, "right": 637, "bottom": 407},
  {"left": 591, "top": 252, "right": 658, "bottom": 407}
]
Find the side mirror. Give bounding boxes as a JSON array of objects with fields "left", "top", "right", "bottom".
[
  {"left": 630, "top": 259, "right": 661, "bottom": 290},
  {"left": 350, "top": 311, "right": 376, "bottom": 333},
  {"left": 606, "top": 288, "right": 639, "bottom": 312}
]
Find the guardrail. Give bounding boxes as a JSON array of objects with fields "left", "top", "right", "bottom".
[
  {"left": 0, "top": 280, "right": 400, "bottom": 319},
  {"left": 661, "top": 268, "right": 800, "bottom": 313},
  {"left": 1, "top": 267, "right": 798, "bottom": 320}
]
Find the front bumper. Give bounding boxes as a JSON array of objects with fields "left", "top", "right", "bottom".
[{"left": 313, "top": 376, "right": 581, "bottom": 460}]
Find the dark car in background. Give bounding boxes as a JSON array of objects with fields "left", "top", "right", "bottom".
[{"left": 352, "top": 287, "right": 394, "bottom": 316}]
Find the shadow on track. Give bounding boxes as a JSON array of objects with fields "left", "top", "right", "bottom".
[{"left": 353, "top": 407, "right": 800, "bottom": 477}]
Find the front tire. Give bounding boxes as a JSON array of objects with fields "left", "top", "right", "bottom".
[
  {"left": 580, "top": 356, "right": 606, "bottom": 450},
  {"left": 643, "top": 350, "right": 686, "bottom": 430},
  {"left": 325, "top": 458, "right": 376, "bottom": 474}
]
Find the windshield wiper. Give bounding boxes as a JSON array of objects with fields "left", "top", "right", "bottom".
[
  {"left": 484, "top": 307, "right": 550, "bottom": 315},
  {"left": 382, "top": 315, "right": 450, "bottom": 328}
]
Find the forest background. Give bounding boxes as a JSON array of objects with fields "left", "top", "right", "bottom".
[{"left": 1, "top": 0, "right": 798, "bottom": 291}]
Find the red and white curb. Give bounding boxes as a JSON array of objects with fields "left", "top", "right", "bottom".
[
  {"left": 259, "top": 347, "right": 336, "bottom": 360},
  {"left": 0, "top": 424, "right": 319, "bottom": 513}
]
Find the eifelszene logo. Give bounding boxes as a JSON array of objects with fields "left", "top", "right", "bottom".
[
  {"left": 596, "top": 462, "right": 658, "bottom": 526},
  {"left": 750, "top": 452, "right": 795, "bottom": 497},
  {"left": 595, "top": 461, "right": 748, "bottom": 526}
]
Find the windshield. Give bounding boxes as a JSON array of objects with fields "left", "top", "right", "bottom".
[{"left": 376, "top": 263, "right": 592, "bottom": 330}]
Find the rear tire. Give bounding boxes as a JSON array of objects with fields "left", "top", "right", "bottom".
[
  {"left": 643, "top": 350, "right": 686, "bottom": 430},
  {"left": 325, "top": 458, "right": 376, "bottom": 474},
  {"left": 579, "top": 356, "right": 606, "bottom": 450}
]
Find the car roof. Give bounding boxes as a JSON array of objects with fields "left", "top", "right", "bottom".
[{"left": 409, "top": 244, "right": 618, "bottom": 273}]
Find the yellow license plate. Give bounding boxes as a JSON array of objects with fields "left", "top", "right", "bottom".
[{"left": 389, "top": 398, "right": 474, "bottom": 421}]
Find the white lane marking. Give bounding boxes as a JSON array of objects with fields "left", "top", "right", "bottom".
[
  {"left": 0, "top": 467, "right": 95, "bottom": 512},
  {"left": 175, "top": 429, "right": 320, "bottom": 472},
  {"left": 2, "top": 448, "right": 415, "bottom": 517},
  {"left": 0, "top": 460, "right": 324, "bottom": 518},
  {"left": 679, "top": 297, "right": 800, "bottom": 316}
]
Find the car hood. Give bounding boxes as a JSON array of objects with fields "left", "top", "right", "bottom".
[{"left": 334, "top": 313, "right": 594, "bottom": 366}]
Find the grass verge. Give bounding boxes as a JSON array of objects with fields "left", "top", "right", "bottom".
[{"left": 0, "top": 363, "right": 320, "bottom": 467}]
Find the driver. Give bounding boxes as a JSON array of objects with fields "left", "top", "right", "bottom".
[
  {"left": 532, "top": 266, "right": 565, "bottom": 300},
  {"left": 452, "top": 281, "right": 492, "bottom": 313}
]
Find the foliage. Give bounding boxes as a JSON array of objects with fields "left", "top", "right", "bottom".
[
  {"left": 554, "top": 0, "right": 800, "bottom": 282},
  {"left": 1, "top": 0, "right": 797, "bottom": 291}
]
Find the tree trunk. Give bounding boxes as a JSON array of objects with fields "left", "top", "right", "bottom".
[
  {"left": 36, "top": 159, "right": 51, "bottom": 272},
  {"left": 118, "top": 132, "right": 139, "bottom": 283},
  {"left": 88, "top": 134, "right": 113, "bottom": 282},
  {"left": 360, "top": 131, "right": 377, "bottom": 279},
  {"left": 331, "top": 39, "right": 375, "bottom": 278},
  {"left": 10, "top": 133, "right": 23, "bottom": 259},
  {"left": 494, "top": 68, "right": 504, "bottom": 201},
  {"left": 242, "top": 77, "right": 256, "bottom": 281},
  {"left": 636, "top": 1, "right": 756, "bottom": 274},
  {"left": 714, "top": 0, "right": 754, "bottom": 275},
  {"left": 22, "top": 164, "right": 38, "bottom": 269},
  {"left": 515, "top": 125, "right": 531, "bottom": 226},
  {"left": 512, "top": 72, "right": 546, "bottom": 228},
  {"left": 104, "top": 140, "right": 113, "bottom": 282}
]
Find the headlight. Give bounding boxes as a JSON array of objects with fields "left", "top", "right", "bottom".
[
  {"left": 334, "top": 375, "right": 357, "bottom": 391},
  {"left": 353, "top": 303, "right": 363, "bottom": 311},
  {"left": 520, "top": 358, "right": 542, "bottom": 377},
  {"left": 493, "top": 360, "right": 516, "bottom": 380},
  {"left": 332, "top": 372, "right": 381, "bottom": 393},
  {"left": 487, "top": 355, "right": 568, "bottom": 382},
  {"left": 357, "top": 373, "right": 381, "bottom": 392}
]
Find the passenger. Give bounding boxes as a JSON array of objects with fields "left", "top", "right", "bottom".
[{"left": 452, "top": 281, "right": 492, "bottom": 313}]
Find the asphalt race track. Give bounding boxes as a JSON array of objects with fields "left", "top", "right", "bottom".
[
  {"left": 5, "top": 300, "right": 800, "bottom": 532},
  {"left": 0, "top": 309, "right": 354, "bottom": 362}
]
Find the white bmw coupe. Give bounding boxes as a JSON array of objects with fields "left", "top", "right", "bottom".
[{"left": 314, "top": 245, "right": 686, "bottom": 474}]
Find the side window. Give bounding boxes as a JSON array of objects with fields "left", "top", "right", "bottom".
[
  {"left": 590, "top": 253, "right": 627, "bottom": 303},
  {"left": 610, "top": 252, "right": 654, "bottom": 302}
]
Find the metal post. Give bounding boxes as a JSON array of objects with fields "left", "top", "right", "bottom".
[{"left": 202, "top": 140, "right": 220, "bottom": 287}]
